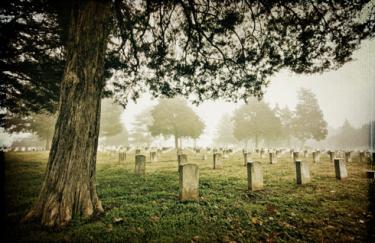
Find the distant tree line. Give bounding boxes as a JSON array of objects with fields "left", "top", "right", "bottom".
[
  {"left": 324, "top": 120, "right": 372, "bottom": 150},
  {"left": 214, "top": 88, "right": 328, "bottom": 149}
]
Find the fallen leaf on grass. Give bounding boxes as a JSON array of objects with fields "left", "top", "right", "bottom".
[
  {"left": 281, "top": 221, "right": 296, "bottom": 229},
  {"left": 191, "top": 235, "right": 200, "bottom": 242},
  {"left": 150, "top": 215, "right": 160, "bottom": 223},
  {"left": 113, "top": 217, "right": 123, "bottom": 223},
  {"left": 137, "top": 227, "right": 145, "bottom": 234},
  {"left": 266, "top": 204, "right": 277, "bottom": 215},
  {"left": 106, "top": 224, "right": 113, "bottom": 232}
]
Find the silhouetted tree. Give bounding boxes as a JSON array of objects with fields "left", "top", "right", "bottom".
[
  {"left": 148, "top": 98, "right": 204, "bottom": 150},
  {"left": 233, "top": 99, "right": 282, "bottom": 148},
  {"left": 99, "top": 99, "right": 127, "bottom": 146},
  {"left": 1, "top": 113, "right": 56, "bottom": 150},
  {"left": 292, "top": 88, "right": 327, "bottom": 146},
  {"left": 130, "top": 108, "right": 153, "bottom": 147},
  {"left": 214, "top": 114, "right": 238, "bottom": 147},
  {"left": 278, "top": 106, "right": 294, "bottom": 147},
  {"left": 99, "top": 99, "right": 124, "bottom": 138},
  {"left": 327, "top": 120, "right": 371, "bottom": 149}
]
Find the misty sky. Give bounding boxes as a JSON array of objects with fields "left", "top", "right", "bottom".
[{"left": 122, "top": 39, "right": 375, "bottom": 146}]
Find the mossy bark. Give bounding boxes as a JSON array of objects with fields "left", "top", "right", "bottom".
[{"left": 23, "top": 0, "right": 112, "bottom": 227}]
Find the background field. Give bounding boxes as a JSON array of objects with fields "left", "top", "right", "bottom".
[{"left": 4, "top": 150, "right": 374, "bottom": 242}]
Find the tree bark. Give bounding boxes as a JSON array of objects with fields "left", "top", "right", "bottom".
[{"left": 23, "top": 0, "right": 112, "bottom": 227}]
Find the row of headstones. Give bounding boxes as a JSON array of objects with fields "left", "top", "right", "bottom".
[
  {"left": 7, "top": 147, "right": 46, "bottom": 152},
  {"left": 118, "top": 150, "right": 162, "bottom": 163},
  {"left": 242, "top": 150, "right": 323, "bottom": 165},
  {"left": 129, "top": 149, "right": 372, "bottom": 171},
  {"left": 102, "top": 146, "right": 171, "bottom": 154},
  {"left": 133, "top": 153, "right": 365, "bottom": 201}
]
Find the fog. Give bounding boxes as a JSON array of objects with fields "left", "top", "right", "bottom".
[
  {"left": 1, "top": 40, "right": 374, "bottom": 148},
  {"left": 122, "top": 39, "right": 375, "bottom": 147}
]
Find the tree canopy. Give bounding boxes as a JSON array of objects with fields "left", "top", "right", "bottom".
[
  {"left": 1, "top": 112, "right": 56, "bottom": 149},
  {"left": 99, "top": 99, "right": 124, "bottom": 138},
  {"left": 148, "top": 98, "right": 204, "bottom": 149},
  {"left": 213, "top": 114, "right": 238, "bottom": 147},
  {"left": 99, "top": 99, "right": 128, "bottom": 146},
  {"left": 1, "top": 0, "right": 374, "bottom": 119},
  {"left": 274, "top": 104, "right": 294, "bottom": 146},
  {"left": 233, "top": 98, "right": 282, "bottom": 148},
  {"left": 326, "top": 119, "right": 371, "bottom": 149},
  {"left": 129, "top": 107, "right": 154, "bottom": 147},
  {"left": 292, "top": 88, "right": 328, "bottom": 144}
]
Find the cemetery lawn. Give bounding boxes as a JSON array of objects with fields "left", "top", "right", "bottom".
[{"left": 4, "top": 151, "right": 374, "bottom": 242}]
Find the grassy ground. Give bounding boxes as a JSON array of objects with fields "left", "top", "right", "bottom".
[{"left": 3, "top": 150, "right": 374, "bottom": 242}]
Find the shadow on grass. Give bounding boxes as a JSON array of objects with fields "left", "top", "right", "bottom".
[{"left": 367, "top": 179, "right": 375, "bottom": 241}]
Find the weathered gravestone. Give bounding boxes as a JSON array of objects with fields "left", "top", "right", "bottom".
[
  {"left": 359, "top": 151, "right": 366, "bottom": 163},
  {"left": 135, "top": 155, "right": 146, "bottom": 175},
  {"left": 269, "top": 152, "right": 277, "bottom": 164},
  {"left": 247, "top": 161, "right": 263, "bottom": 191},
  {"left": 328, "top": 151, "right": 335, "bottom": 163},
  {"left": 295, "top": 160, "right": 311, "bottom": 184},
  {"left": 260, "top": 148, "right": 265, "bottom": 158},
  {"left": 150, "top": 151, "right": 158, "bottom": 162},
  {"left": 223, "top": 149, "right": 229, "bottom": 159},
  {"left": 334, "top": 159, "right": 348, "bottom": 180},
  {"left": 178, "top": 154, "right": 188, "bottom": 168},
  {"left": 345, "top": 151, "right": 352, "bottom": 163},
  {"left": 312, "top": 151, "right": 320, "bottom": 163},
  {"left": 243, "top": 152, "right": 251, "bottom": 166},
  {"left": 213, "top": 153, "right": 223, "bottom": 169},
  {"left": 303, "top": 150, "right": 308, "bottom": 158},
  {"left": 289, "top": 149, "right": 294, "bottom": 158},
  {"left": 275, "top": 150, "right": 281, "bottom": 158},
  {"left": 179, "top": 164, "right": 199, "bottom": 201},
  {"left": 118, "top": 152, "right": 126, "bottom": 163},
  {"left": 293, "top": 151, "right": 299, "bottom": 162}
]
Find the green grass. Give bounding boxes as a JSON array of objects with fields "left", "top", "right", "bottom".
[{"left": 4, "top": 150, "right": 373, "bottom": 242}]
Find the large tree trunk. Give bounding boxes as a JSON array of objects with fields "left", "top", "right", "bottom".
[{"left": 23, "top": 0, "right": 112, "bottom": 227}]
